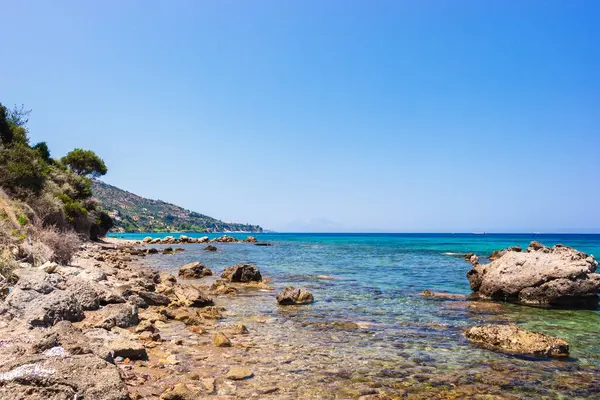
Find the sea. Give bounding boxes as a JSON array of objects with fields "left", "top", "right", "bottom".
[{"left": 110, "top": 232, "right": 600, "bottom": 398}]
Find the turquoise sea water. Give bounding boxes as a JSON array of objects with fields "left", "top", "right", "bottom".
[{"left": 112, "top": 232, "right": 600, "bottom": 397}]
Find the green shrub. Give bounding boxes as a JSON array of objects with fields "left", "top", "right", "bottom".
[
  {"left": 0, "top": 143, "right": 46, "bottom": 196},
  {"left": 17, "top": 214, "right": 28, "bottom": 226}
]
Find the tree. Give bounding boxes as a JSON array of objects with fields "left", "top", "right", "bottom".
[
  {"left": 61, "top": 148, "right": 108, "bottom": 177},
  {"left": 0, "top": 104, "right": 13, "bottom": 145},
  {"left": 33, "top": 142, "right": 51, "bottom": 162}
]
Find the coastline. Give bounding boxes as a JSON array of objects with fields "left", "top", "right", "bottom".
[{"left": 1, "top": 236, "right": 600, "bottom": 399}]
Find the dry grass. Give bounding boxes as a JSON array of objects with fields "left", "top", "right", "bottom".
[{"left": 28, "top": 224, "right": 81, "bottom": 265}]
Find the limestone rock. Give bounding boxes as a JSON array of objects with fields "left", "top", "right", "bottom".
[
  {"left": 84, "top": 328, "right": 147, "bottom": 360},
  {"left": 276, "top": 286, "right": 314, "bottom": 305},
  {"left": 81, "top": 304, "right": 139, "bottom": 330},
  {"left": 171, "top": 285, "right": 214, "bottom": 308},
  {"left": 466, "top": 242, "right": 600, "bottom": 308},
  {"left": 221, "top": 264, "right": 262, "bottom": 283},
  {"left": 178, "top": 262, "right": 213, "bottom": 279},
  {"left": 0, "top": 353, "right": 129, "bottom": 400},
  {"left": 464, "top": 324, "right": 569, "bottom": 357}
]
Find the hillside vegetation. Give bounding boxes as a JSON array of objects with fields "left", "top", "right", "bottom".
[
  {"left": 0, "top": 102, "right": 112, "bottom": 282},
  {"left": 92, "top": 180, "right": 262, "bottom": 233}
]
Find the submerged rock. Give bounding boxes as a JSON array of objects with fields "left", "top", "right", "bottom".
[
  {"left": 221, "top": 264, "right": 262, "bottom": 283},
  {"left": 204, "top": 245, "right": 218, "bottom": 252},
  {"left": 464, "top": 324, "right": 569, "bottom": 357},
  {"left": 178, "top": 262, "right": 213, "bottom": 279},
  {"left": 276, "top": 287, "right": 314, "bottom": 305},
  {"left": 160, "top": 383, "right": 203, "bottom": 400},
  {"left": 466, "top": 242, "right": 600, "bottom": 308}
]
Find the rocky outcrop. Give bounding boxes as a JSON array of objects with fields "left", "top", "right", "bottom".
[
  {"left": 0, "top": 352, "right": 130, "bottom": 399},
  {"left": 276, "top": 287, "right": 314, "bottom": 305},
  {"left": 212, "top": 235, "right": 238, "bottom": 243},
  {"left": 221, "top": 264, "right": 262, "bottom": 283},
  {"left": 464, "top": 324, "right": 569, "bottom": 357},
  {"left": 178, "top": 262, "right": 213, "bottom": 279},
  {"left": 466, "top": 242, "right": 600, "bottom": 308}
]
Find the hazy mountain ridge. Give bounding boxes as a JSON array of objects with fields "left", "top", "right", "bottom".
[{"left": 92, "top": 180, "right": 262, "bottom": 233}]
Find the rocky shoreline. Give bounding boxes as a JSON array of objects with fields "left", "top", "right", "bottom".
[{"left": 0, "top": 238, "right": 599, "bottom": 399}]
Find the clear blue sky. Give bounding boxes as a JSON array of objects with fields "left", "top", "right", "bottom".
[{"left": 1, "top": 1, "right": 599, "bottom": 232}]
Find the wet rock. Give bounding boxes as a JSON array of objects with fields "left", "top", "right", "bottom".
[
  {"left": 245, "top": 236, "right": 257, "bottom": 242},
  {"left": 198, "top": 236, "right": 210, "bottom": 243},
  {"left": 162, "top": 247, "right": 174, "bottom": 255},
  {"left": 213, "top": 235, "right": 238, "bottom": 243},
  {"left": 159, "top": 383, "right": 203, "bottom": 400},
  {"left": 0, "top": 353, "right": 129, "bottom": 400},
  {"left": 254, "top": 242, "right": 272, "bottom": 246},
  {"left": 82, "top": 304, "right": 139, "bottom": 330},
  {"left": 466, "top": 242, "right": 600, "bottom": 308},
  {"left": 150, "top": 238, "right": 161, "bottom": 245},
  {"left": 276, "top": 286, "right": 314, "bottom": 305},
  {"left": 171, "top": 284, "right": 214, "bottom": 308},
  {"left": 226, "top": 366, "right": 253, "bottom": 380},
  {"left": 178, "top": 262, "right": 213, "bottom": 279},
  {"left": 147, "top": 248, "right": 159, "bottom": 254},
  {"left": 221, "top": 264, "right": 262, "bottom": 283},
  {"left": 142, "top": 237, "right": 153, "bottom": 243},
  {"left": 232, "top": 323, "right": 249, "bottom": 335},
  {"left": 464, "top": 324, "right": 569, "bottom": 357},
  {"left": 210, "top": 279, "right": 238, "bottom": 296},
  {"left": 197, "top": 306, "right": 224, "bottom": 320},
  {"left": 204, "top": 245, "right": 218, "bottom": 252},
  {"left": 420, "top": 290, "right": 466, "bottom": 300},
  {"left": 213, "top": 332, "right": 231, "bottom": 347}
]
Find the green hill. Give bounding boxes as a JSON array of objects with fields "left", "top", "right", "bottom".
[{"left": 92, "top": 180, "right": 262, "bottom": 233}]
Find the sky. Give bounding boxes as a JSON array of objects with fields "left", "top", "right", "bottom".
[{"left": 1, "top": 1, "right": 599, "bottom": 232}]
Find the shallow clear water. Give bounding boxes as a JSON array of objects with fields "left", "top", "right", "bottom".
[{"left": 113, "top": 233, "right": 600, "bottom": 398}]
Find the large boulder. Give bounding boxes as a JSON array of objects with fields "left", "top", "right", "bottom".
[
  {"left": 221, "top": 264, "right": 262, "bottom": 283},
  {"left": 466, "top": 242, "right": 600, "bottom": 308},
  {"left": 0, "top": 353, "right": 129, "bottom": 399},
  {"left": 5, "top": 270, "right": 85, "bottom": 327},
  {"left": 464, "top": 324, "right": 569, "bottom": 357},
  {"left": 178, "top": 262, "right": 213, "bottom": 279},
  {"left": 276, "top": 287, "right": 314, "bottom": 305}
]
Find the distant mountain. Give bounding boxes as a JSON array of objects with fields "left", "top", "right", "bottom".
[{"left": 92, "top": 180, "right": 262, "bottom": 233}]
